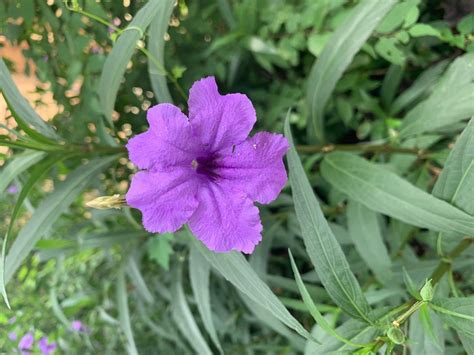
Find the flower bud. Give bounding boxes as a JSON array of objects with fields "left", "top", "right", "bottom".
[
  {"left": 387, "top": 327, "right": 405, "bottom": 344},
  {"left": 86, "top": 194, "right": 126, "bottom": 210},
  {"left": 420, "top": 279, "right": 433, "bottom": 301}
]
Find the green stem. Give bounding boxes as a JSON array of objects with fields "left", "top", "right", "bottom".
[{"left": 296, "top": 143, "right": 428, "bottom": 157}]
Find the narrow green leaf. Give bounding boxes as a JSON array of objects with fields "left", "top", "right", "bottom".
[
  {"left": 0, "top": 151, "right": 45, "bottom": 194},
  {"left": 347, "top": 200, "right": 393, "bottom": 284},
  {"left": 99, "top": 0, "right": 163, "bottom": 124},
  {"left": 402, "top": 267, "right": 421, "bottom": 299},
  {"left": 320, "top": 152, "right": 474, "bottom": 236},
  {"left": 433, "top": 118, "right": 474, "bottom": 203},
  {"left": 117, "top": 267, "right": 138, "bottom": 355},
  {"left": 409, "top": 307, "right": 445, "bottom": 355},
  {"left": 147, "top": 0, "right": 174, "bottom": 103},
  {"left": 400, "top": 54, "right": 474, "bottom": 137},
  {"left": 4, "top": 156, "right": 116, "bottom": 284},
  {"left": 1, "top": 154, "right": 66, "bottom": 307},
  {"left": 390, "top": 60, "right": 448, "bottom": 116},
  {"left": 306, "top": 0, "right": 396, "bottom": 141},
  {"left": 289, "top": 250, "right": 371, "bottom": 347},
  {"left": 285, "top": 118, "right": 372, "bottom": 323},
  {"left": 381, "top": 64, "right": 405, "bottom": 110},
  {"left": 189, "top": 244, "right": 223, "bottom": 353},
  {"left": 192, "top": 236, "right": 314, "bottom": 341},
  {"left": 0, "top": 59, "right": 59, "bottom": 140},
  {"left": 431, "top": 297, "right": 474, "bottom": 337},
  {"left": 127, "top": 256, "right": 154, "bottom": 304},
  {"left": 171, "top": 264, "right": 212, "bottom": 355}
]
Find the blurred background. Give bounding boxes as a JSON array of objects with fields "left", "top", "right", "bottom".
[{"left": 1, "top": 0, "right": 473, "bottom": 353}]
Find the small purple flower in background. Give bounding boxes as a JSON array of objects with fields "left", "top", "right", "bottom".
[
  {"left": 8, "top": 331, "right": 17, "bottom": 341},
  {"left": 126, "top": 76, "right": 289, "bottom": 253},
  {"left": 38, "top": 337, "right": 57, "bottom": 355},
  {"left": 71, "top": 320, "right": 88, "bottom": 332},
  {"left": 8, "top": 316, "right": 17, "bottom": 324},
  {"left": 7, "top": 184, "right": 18, "bottom": 194},
  {"left": 18, "top": 332, "right": 34, "bottom": 351}
]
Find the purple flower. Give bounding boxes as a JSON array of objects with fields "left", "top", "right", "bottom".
[
  {"left": 38, "top": 337, "right": 57, "bottom": 355},
  {"left": 8, "top": 332, "right": 17, "bottom": 341},
  {"left": 126, "top": 76, "right": 289, "bottom": 253},
  {"left": 18, "top": 332, "right": 34, "bottom": 350},
  {"left": 7, "top": 184, "right": 18, "bottom": 194},
  {"left": 8, "top": 316, "right": 17, "bottom": 324},
  {"left": 71, "top": 320, "right": 83, "bottom": 331}
]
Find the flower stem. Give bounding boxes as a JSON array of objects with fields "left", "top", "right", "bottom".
[{"left": 296, "top": 143, "right": 428, "bottom": 157}]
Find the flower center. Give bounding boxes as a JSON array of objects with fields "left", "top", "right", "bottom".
[{"left": 192, "top": 156, "right": 220, "bottom": 180}]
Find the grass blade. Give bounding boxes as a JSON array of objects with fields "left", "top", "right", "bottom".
[
  {"left": 0, "top": 151, "right": 45, "bottom": 194},
  {"left": 117, "top": 266, "right": 138, "bottom": 355}
]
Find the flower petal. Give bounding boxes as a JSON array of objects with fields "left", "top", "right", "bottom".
[
  {"left": 188, "top": 76, "right": 256, "bottom": 152},
  {"left": 126, "top": 103, "right": 199, "bottom": 171},
  {"left": 126, "top": 168, "right": 199, "bottom": 233},
  {"left": 188, "top": 183, "right": 262, "bottom": 253},
  {"left": 216, "top": 132, "right": 289, "bottom": 204}
]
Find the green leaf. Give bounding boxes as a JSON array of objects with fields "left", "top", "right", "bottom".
[
  {"left": 0, "top": 59, "right": 59, "bottom": 140},
  {"left": 433, "top": 118, "right": 474, "bottom": 204},
  {"left": 147, "top": 0, "right": 174, "bottom": 103},
  {"left": 347, "top": 200, "right": 393, "bottom": 285},
  {"left": 117, "top": 267, "right": 138, "bottom": 355},
  {"left": 189, "top": 244, "right": 223, "bottom": 353},
  {"left": 1, "top": 153, "right": 66, "bottom": 307},
  {"left": 191, "top": 236, "right": 314, "bottom": 341},
  {"left": 390, "top": 60, "right": 448, "bottom": 116},
  {"left": 320, "top": 152, "right": 474, "bottom": 236},
  {"left": 99, "top": 0, "right": 163, "bottom": 125},
  {"left": 147, "top": 233, "right": 173, "bottom": 270},
  {"left": 0, "top": 151, "right": 45, "bottom": 195},
  {"left": 400, "top": 54, "right": 474, "bottom": 137},
  {"left": 306, "top": 0, "right": 396, "bottom": 141},
  {"left": 374, "top": 37, "right": 406, "bottom": 65},
  {"left": 289, "top": 249, "right": 370, "bottom": 348},
  {"left": 376, "top": 0, "right": 419, "bottom": 33},
  {"left": 381, "top": 64, "right": 405, "bottom": 110},
  {"left": 402, "top": 267, "right": 421, "bottom": 299},
  {"left": 431, "top": 297, "right": 474, "bottom": 337},
  {"left": 409, "top": 307, "right": 445, "bottom": 355},
  {"left": 126, "top": 256, "right": 154, "bottom": 304},
  {"left": 285, "top": 118, "right": 372, "bottom": 323},
  {"left": 4, "top": 156, "right": 116, "bottom": 284},
  {"left": 171, "top": 264, "right": 212, "bottom": 355},
  {"left": 408, "top": 23, "right": 441, "bottom": 38}
]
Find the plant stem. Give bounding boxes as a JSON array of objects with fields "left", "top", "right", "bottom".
[
  {"left": 371, "top": 237, "right": 473, "bottom": 351},
  {"left": 296, "top": 143, "right": 428, "bottom": 157}
]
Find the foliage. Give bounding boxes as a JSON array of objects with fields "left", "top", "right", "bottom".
[{"left": 1, "top": 0, "right": 474, "bottom": 353}]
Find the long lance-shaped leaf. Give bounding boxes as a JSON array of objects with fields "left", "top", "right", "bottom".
[
  {"left": 347, "top": 200, "right": 393, "bottom": 285},
  {"left": 400, "top": 54, "right": 474, "bottom": 137},
  {"left": 99, "top": 0, "right": 163, "bottom": 125},
  {"left": 0, "top": 59, "right": 59, "bottom": 141},
  {"left": 284, "top": 117, "right": 372, "bottom": 323},
  {"left": 306, "top": 0, "right": 396, "bottom": 142},
  {"left": 0, "top": 151, "right": 45, "bottom": 194},
  {"left": 147, "top": 0, "right": 174, "bottom": 103},
  {"left": 171, "top": 263, "right": 212, "bottom": 355},
  {"left": 320, "top": 152, "right": 474, "bottom": 236},
  {"left": 4, "top": 156, "right": 117, "bottom": 284},
  {"left": 117, "top": 267, "right": 138, "bottom": 355},
  {"left": 1, "top": 154, "right": 66, "bottom": 307},
  {"left": 189, "top": 244, "right": 223, "bottom": 353},
  {"left": 191, "top": 236, "right": 315, "bottom": 341}
]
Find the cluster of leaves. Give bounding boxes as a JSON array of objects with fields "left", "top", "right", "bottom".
[{"left": 1, "top": 0, "right": 473, "bottom": 353}]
